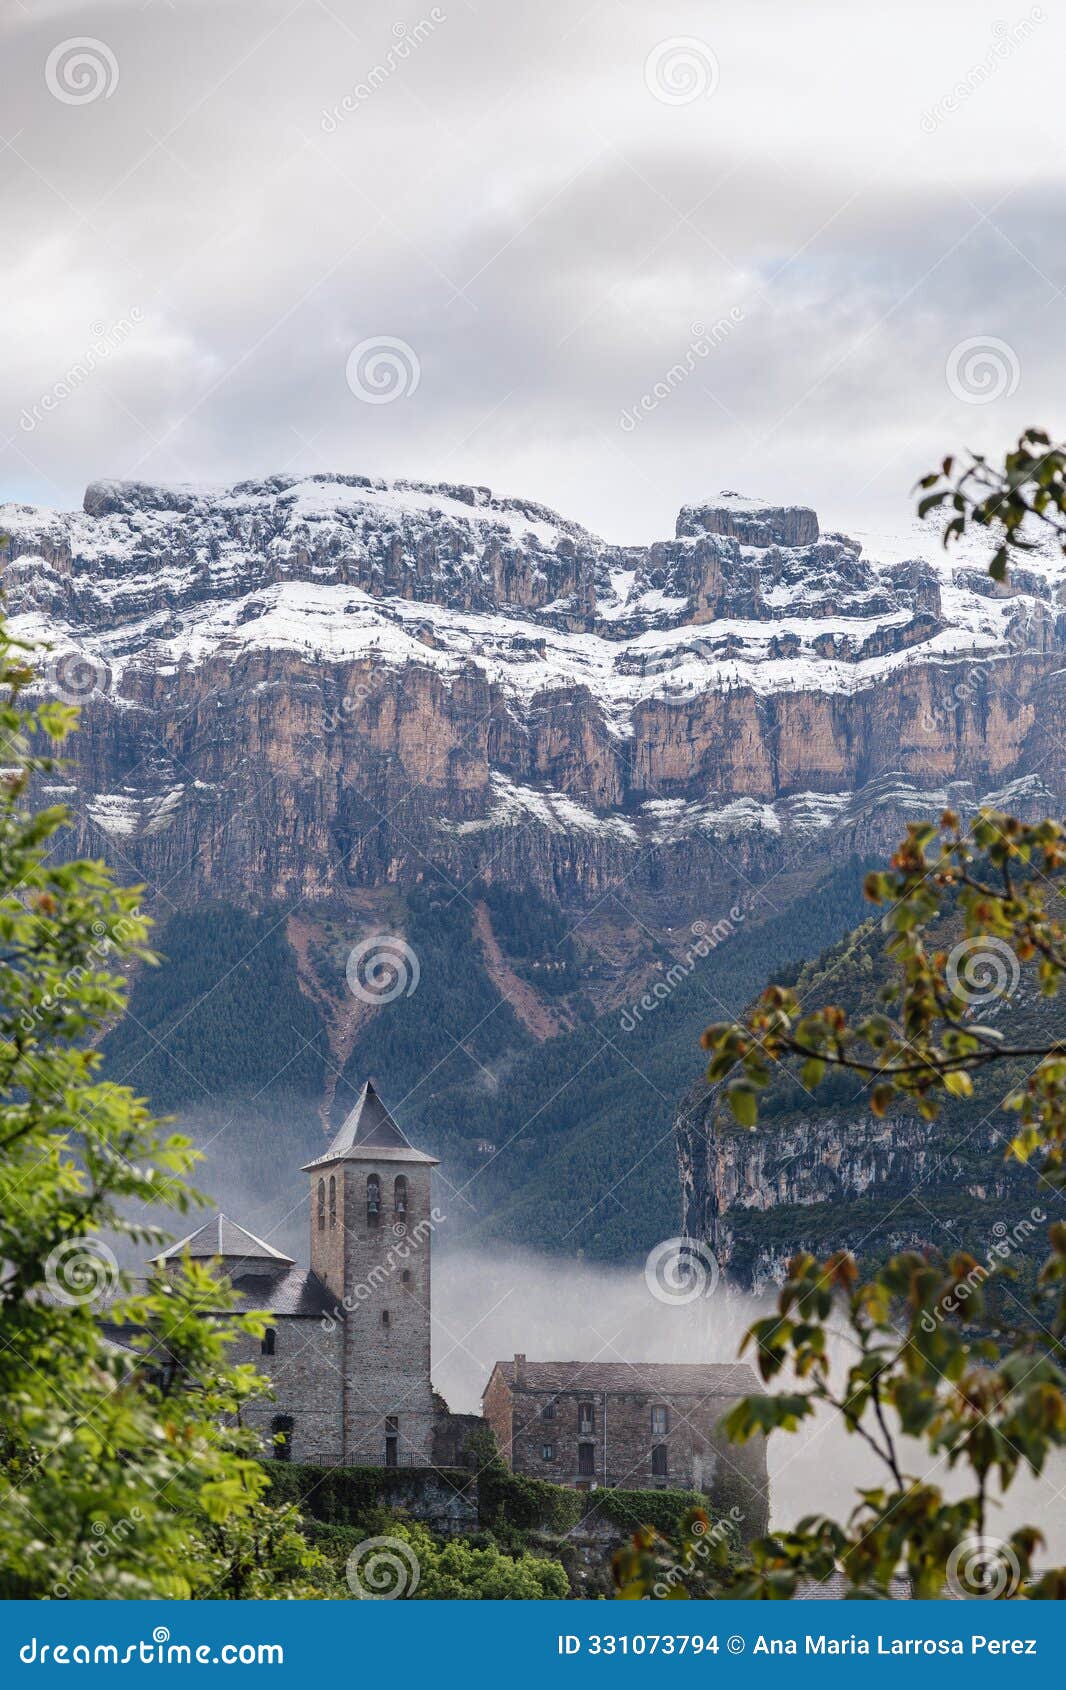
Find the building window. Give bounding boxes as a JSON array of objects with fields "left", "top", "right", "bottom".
[
  {"left": 577, "top": 1442, "right": 595, "bottom": 1477},
  {"left": 394, "top": 1174, "right": 407, "bottom": 1217},
  {"left": 542, "top": 1444, "right": 554, "bottom": 1461},
  {"left": 541, "top": 1401, "right": 556, "bottom": 1420},
  {"left": 385, "top": 1415, "right": 398, "bottom": 1467},
  {"left": 577, "top": 1401, "right": 594, "bottom": 1435},
  {"left": 328, "top": 1174, "right": 337, "bottom": 1230},
  {"left": 402, "top": 1270, "right": 412, "bottom": 1286},
  {"left": 367, "top": 1173, "right": 380, "bottom": 1222},
  {"left": 261, "top": 1327, "right": 276, "bottom": 1357},
  {"left": 316, "top": 1179, "right": 325, "bottom": 1231},
  {"left": 652, "top": 1444, "right": 669, "bottom": 1478},
  {"left": 271, "top": 1415, "right": 293, "bottom": 1461},
  {"left": 651, "top": 1404, "right": 668, "bottom": 1437},
  {"left": 381, "top": 1309, "right": 390, "bottom": 1328}
]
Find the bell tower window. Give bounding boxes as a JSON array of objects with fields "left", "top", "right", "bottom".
[
  {"left": 328, "top": 1174, "right": 337, "bottom": 1230},
  {"left": 367, "top": 1174, "right": 380, "bottom": 1223},
  {"left": 394, "top": 1175, "right": 407, "bottom": 1217},
  {"left": 316, "top": 1178, "right": 325, "bottom": 1231}
]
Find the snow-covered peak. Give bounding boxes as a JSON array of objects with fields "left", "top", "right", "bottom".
[
  {"left": 2, "top": 471, "right": 1062, "bottom": 728},
  {"left": 676, "top": 491, "right": 820, "bottom": 548}
]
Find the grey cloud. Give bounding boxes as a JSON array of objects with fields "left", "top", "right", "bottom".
[{"left": 2, "top": 0, "right": 1063, "bottom": 542}]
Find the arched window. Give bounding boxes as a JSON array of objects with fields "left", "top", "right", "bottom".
[
  {"left": 328, "top": 1174, "right": 337, "bottom": 1230},
  {"left": 367, "top": 1174, "right": 380, "bottom": 1222},
  {"left": 271, "top": 1415, "right": 294, "bottom": 1462},
  {"left": 261, "top": 1327, "right": 276, "bottom": 1357},
  {"left": 401, "top": 1269, "right": 412, "bottom": 1287},
  {"left": 394, "top": 1175, "right": 407, "bottom": 1217},
  {"left": 316, "top": 1179, "right": 325, "bottom": 1231}
]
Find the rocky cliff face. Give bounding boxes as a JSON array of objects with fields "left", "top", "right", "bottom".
[
  {"left": 674, "top": 949, "right": 1056, "bottom": 1292},
  {"left": 675, "top": 1092, "right": 1021, "bottom": 1290},
  {"left": 3, "top": 473, "right": 1065, "bottom": 920}
]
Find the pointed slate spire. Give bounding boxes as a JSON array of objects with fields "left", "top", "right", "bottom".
[
  {"left": 302, "top": 1080, "right": 438, "bottom": 1169},
  {"left": 149, "top": 1212, "right": 294, "bottom": 1265}
]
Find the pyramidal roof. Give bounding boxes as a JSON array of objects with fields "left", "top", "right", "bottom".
[
  {"left": 149, "top": 1213, "right": 294, "bottom": 1265},
  {"left": 301, "top": 1081, "right": 439, "bottom": 1170}
]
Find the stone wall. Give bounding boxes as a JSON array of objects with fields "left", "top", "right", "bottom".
[
  {"left": 492, "top": 1380, "right": 767, "bottom": 1535},
  {"left": 228, "top": 1317, "right": 344, "bottom": 1467},
  {"left": 265, "top": 1461, "right": 479, "bottom": 1539},
  {"left": 339, "top": 1159, "right": 437, "bottom": 1465}
]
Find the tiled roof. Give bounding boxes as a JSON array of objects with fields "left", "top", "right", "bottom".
[
  {"left": 103, "top": 1267, "right": 336, "bottom": 1321},
  {"left": 228, "top": 1267, "right": 337, "bottom": 1318},
  {"left": 303, "top": 1080, "right": 438, "bottom": 1169},
  {"left": 149, "top": 1212, "right": 294, "bottom": 1265},
  {"left": 492, "top": 1361, "right": 759, "bottom": 1395}
]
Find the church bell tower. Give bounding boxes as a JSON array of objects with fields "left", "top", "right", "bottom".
[{"left": 303, "top": 1081, "right": 439, "bottom": 1466}]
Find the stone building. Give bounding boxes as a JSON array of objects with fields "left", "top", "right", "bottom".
[
  {"left": 135, "top": 1081, "right": 443, "bottom": 1468},
  {"left": 483, "top": 1357, "right": 767, "bottom": 1529},
  {"left": 302, "top": 1078, "right": 440, "bottom": 1465},
  {"left": 112, "top": 1078, "right": 768, "bottom": 1529},
  {"left": 148, "top": 1213, "right": 344, "bottom": 1465}
]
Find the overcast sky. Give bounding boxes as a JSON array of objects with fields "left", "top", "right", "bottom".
[{"left": 2, "top": 0, "right": 1063, "bottom": 542}]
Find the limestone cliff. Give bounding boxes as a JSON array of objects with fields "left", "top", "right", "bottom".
[{"left": 2, "top": 474, "right": 1064, "bottom": 922}]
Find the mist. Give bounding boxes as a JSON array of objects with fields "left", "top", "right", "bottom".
[
  {"left": 123, "top": 1132, "right": 1066, "bottom": 1561},
  {"left": 433, "top": 1244, "right": 1066, "bottom": 1558}
]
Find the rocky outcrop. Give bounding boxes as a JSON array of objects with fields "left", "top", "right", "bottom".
[
  {"left": 675, "top": 1081, "right": 1036, "bottom": 1292},
  {"left": 2, "top": 475, "right": 1063, "bottom": 918}
]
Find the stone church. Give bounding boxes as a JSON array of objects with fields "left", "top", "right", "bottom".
[
  {"left": 143, "top": 1080, "right": 443, "bottom": 1468},
  {"left": 121, "top": 1078, "right": 766, "bottom": 1519}
]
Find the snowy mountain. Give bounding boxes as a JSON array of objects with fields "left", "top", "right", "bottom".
[
  {"left": 3, "top": 473, "right": 1063, "bottom": 917},
  {"left": 3, "top": 472, "right": 1065, "bottom": 1261}
]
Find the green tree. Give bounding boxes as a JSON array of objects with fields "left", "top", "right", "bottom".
[
  {"left": 0, "top": 615, "right": 322, "bottom": 1598},
  {"left": 917, "top": 428, "right": 1066, "bottom": 582},
  {"left": 391, "top": 1521, "right": 569, "bottom": 1600},
  {"left": 622, "top": 435, "right": 1066, "bottom": 1600}
]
